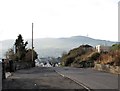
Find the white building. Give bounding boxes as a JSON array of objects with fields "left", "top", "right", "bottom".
[{"left": 95, "top": 45, "right": 110, "bottom": 53}]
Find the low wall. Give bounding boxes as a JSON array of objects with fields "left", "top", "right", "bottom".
[
  {"left": 94, "top": 64, "right": 120, "bottom": 74},
  {"left": 15, "top": 61, "right": 33, "bottom": 70}
]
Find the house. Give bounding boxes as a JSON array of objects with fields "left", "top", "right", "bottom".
[{"left": 95, "top": 45, "right": 110, "bottom": 53}]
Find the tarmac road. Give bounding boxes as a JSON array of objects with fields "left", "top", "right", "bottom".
[
  {"left": 3, "top": 66, "right": 119, "bottom": 91},
  {"left": 2, "top": 67, "right": 86, "bottom": 91},
  {"left": 54, "top": 67, "right": 119, "bottom": 91}
]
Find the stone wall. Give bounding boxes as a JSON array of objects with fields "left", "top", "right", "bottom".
[
  {"left": 94, "top": 63, "right": 120, "bottom": 74},
  {"left": 15, "top": 61, "right": 33, "bottom": 70}
]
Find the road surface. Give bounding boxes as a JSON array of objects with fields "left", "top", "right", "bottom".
[
  {"left": 54, "top": 67, "right": 119, "bottom": 91},
  {"left": 2, "top": 67, "right": 86, "bottom": 90},
  {"left": 2, "top": 66, "right": 119, "bottom": 91}
]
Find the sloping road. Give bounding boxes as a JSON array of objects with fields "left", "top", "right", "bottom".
[
  {"left": 2, "top": 67, "right": 86, "bottom": 90},
  {"left": 3, "top": 66, "right": 119, "bottom": 91},
  {"left": 54, "top": 67, "right": 119, "bottom": 91}
]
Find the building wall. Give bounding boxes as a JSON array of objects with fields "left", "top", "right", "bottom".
[{"left": 95, "top": 45, "right": 110, "bottom": 53}]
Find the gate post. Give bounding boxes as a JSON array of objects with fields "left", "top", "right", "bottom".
[
  {"left": 9, "top": 59, "right": 14, "bottom": 72},
  {"left": 2, "top": 59, "right": 6, "bottom": 79}
]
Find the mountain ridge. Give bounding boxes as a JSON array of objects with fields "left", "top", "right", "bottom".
[{"left": 0, "top": 36, "right": 116, "bottom": 58}]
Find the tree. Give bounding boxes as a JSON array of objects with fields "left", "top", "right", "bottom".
[
  {"left": 24, "top": 49, "right": 38, "bottom": 67},
  {"left": 111, "top": 44, "right": 120, "bottom": 51},
  {"left": 14, "top": 34, "right": 28, "bottom": 61},
  {"left": 25, "top": 49, "right": 38, "bottom": 61},
  {"left": 5, "top": 48, "right": 14, "bottom": 59},
  {"left": 5, "top": 34, "right": 38, "bottom": 70}
]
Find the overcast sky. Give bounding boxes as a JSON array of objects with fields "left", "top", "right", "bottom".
[{"left": 0, "top": 0, "right": 119, "bottom": 41}]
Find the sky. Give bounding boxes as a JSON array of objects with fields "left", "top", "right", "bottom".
[{"left": 0, "top": 0, "right": 119, "bottom": 41}]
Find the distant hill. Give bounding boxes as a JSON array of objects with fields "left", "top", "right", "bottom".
[{"left": 0, "top": 36, "right": 116, "bottom": 58}]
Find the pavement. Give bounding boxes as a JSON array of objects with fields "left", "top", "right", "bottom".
[
  {"left": 2, "top": 67, "right": 86, "bottom": 90},
  {"left": 54, "top": 67, "right": 119, "bottom": 90}
]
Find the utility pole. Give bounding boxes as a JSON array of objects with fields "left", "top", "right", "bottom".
[{"left": 32, "top": 23, "right": 34, "bottom": 66}]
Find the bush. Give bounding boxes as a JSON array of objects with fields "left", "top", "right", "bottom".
[
  {"left": 64, "top": 57, "right": 74, "bottom": 66},
  {"left": 90, "top": 52, "right": 100, "bottom": 60}
]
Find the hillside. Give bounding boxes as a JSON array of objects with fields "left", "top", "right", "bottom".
[
  {"left": 0, "top": 36, "right": 115, "bottom": 58},
  {"left": 61, "top": 44, "right": 120, "bottom": 68},
  {"left": 96, "top": 44, "right": 120, "bottom": 66},
  {"left": 61, "top": 44, "right": 100, "bottom": 67}
]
